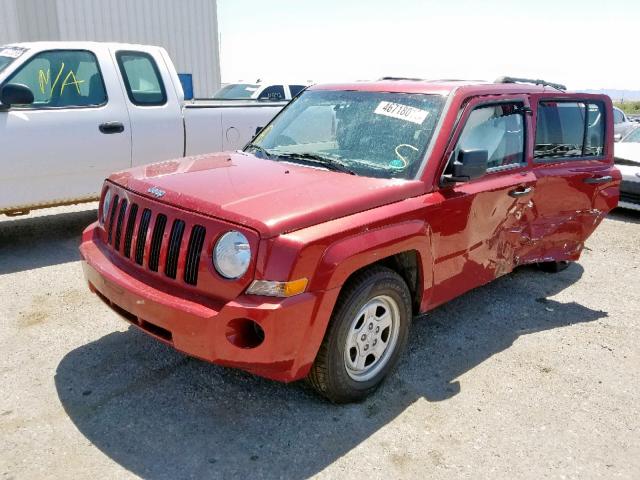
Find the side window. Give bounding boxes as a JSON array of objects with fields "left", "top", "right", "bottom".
[
  {"left": 4, "top": 50, "right": 106, "bottom": 108},
  {"left": 613, "top": 109, "right": 624, "bottom": 124},
  {"left": 453, "top": 103, "right": 525, "bottom": 170},
  {"left": 258, "top": 85, "right": 285, "bottom": 100},
  {"left": 289, "top": 85, "right": 306, "bottom": 97},
  {"left": 534, "top": 101, "right": 605, "bottom": 160},
  {"left": 116, "top": 51, "right": 167, "bottom": 106}
]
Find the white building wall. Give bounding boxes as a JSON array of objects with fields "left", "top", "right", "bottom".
[{"left": 0, "top": 0, "right": 220, "bottom": 96}]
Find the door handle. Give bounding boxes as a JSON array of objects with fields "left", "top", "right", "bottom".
[
  {"left": 508, "top": 186, "right": 533, "bottom": 197},
  {"left": 99, "top": 121, "right": 125, "bottom": 134},
  {"left": 583, "top": 175, "right": 613, "bottom": 184}
]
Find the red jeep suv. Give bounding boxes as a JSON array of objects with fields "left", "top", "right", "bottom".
[{"left": 80, "top": 77, "right": 619, "bottom": 402}]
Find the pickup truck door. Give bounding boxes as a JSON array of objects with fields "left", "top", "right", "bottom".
[
  {"left": 518, "top": 98, "right": 619, "bottom": 264},
  {"left": 112, "top": 48, "right": 184, "bottom": 166},
  {"left": 426, "top": 96, "right": 536, "bottom": 308},
  {"left": 0, "top": 47, "right": 131, "bottom": 211}
]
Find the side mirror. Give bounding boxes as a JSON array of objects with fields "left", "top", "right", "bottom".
[
  {"left": 614, "top": 133, "right": 622, "bottom": 142},
  {"left": 0, "top": 83, "right": 35, "bottom": 109},
  {"left": 448, "top": 149, "right": 488, "bottom": 182}
]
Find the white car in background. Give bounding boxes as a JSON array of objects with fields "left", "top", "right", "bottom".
[
  {"left": 614, "top": 126, "right": 640, "bottom": 211},
  {"left": 213, "top": 82, "right": 309, "bottom": 101},
  {"left": 613, "top": 106, "right": 637, "bottom": 141}
]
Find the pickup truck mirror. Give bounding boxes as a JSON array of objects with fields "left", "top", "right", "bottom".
[
  {"left": 0, "top": 84, "right": 35, "bottom": 109},
  {"left": 448, "top": 149, "right": 488, "bottom": 182}
]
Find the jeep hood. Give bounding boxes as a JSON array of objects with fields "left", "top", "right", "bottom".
[{"left": 110, "top": 152, "right": 426, "bottom": 237}]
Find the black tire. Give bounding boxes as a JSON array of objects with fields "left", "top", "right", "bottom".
[
  {"left": 537, "top": 260, "right": 570, "bottom": 273},
  {"left": 307, "top": 266, "right": 412, "bottom": 403}
]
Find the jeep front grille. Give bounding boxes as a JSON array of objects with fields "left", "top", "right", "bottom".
[{"left": 105, "top": 197, "right": 207, "bottom": 286}]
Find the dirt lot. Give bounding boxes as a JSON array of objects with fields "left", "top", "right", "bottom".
[{"left": 0, "top": 204, "right": 639, "bottom": 480}]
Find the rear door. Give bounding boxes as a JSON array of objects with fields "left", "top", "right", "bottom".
[
  {"left": 427, "top": 95, "right": 536, "bottom": 307},
  {"left": 112, "top": 48, "right": 184, "bottom": 166},
  {"left": 519, "top": 96, "right": 619, "bottom": 264},
  {"left": 0, "top": 46, "right": 131, "bottom": 211}
]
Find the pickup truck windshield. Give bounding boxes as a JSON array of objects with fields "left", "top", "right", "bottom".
[
  {"left": 213, "top": 83, "right": 259, "bottom": 99},
  {"left": 248, "top": 90, "right": 445, "bottom": 179},
  {"left": 0, "top": 46, "right": 27, "bottom": 74},
  {"left": 0, "top": 56, "right": 13, "bottom": 74}
]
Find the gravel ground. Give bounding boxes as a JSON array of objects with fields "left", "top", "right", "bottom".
[{"left": 0, "top": 203, "right": 639, "bottom": 480}]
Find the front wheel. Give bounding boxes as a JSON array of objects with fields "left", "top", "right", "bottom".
[{"left": 307, "top": 266, "right": 412, "bottom": 403}]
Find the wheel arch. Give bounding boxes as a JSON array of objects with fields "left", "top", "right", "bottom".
[{"left": 310, "top": 219, "right": 434, "bottom": 314}]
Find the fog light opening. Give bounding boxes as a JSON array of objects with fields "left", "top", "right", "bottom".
[{"left": 225, "top": 319, "right": 265, "bottom": 349}]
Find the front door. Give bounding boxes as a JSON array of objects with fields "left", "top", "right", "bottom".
[
  {"left": 426, "top": 96, "right": 536, "bottom": 308},
  {"left": 0, "top": 48, "right": 131, "bottom": 211}
]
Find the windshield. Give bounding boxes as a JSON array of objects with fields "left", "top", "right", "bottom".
[
  {"left": 622, "top": 127, "right": 640, "bottom": 143},
  {"left": 248, "top": 90, "right": 446, "bottom": 179},
  {"left": 0, "top": 56, "right": 13, "bottom": 74},
  {"left": 213, "top": 83, "right": 259, "bottom": 99},
  {"left": 0, "top": 46, "right": 27, "bottom": 74}
]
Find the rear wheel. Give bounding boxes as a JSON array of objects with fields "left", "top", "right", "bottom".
[
  {"left": 538, "top": 260, "right": 570, "bottom": 273},
  {"left": 307, "top": 266, "right": 412, "bottom": 403}
]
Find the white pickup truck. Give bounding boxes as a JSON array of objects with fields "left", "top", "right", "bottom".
[{"left": 0, "top": 41, "right": 286, "bottom": 215}]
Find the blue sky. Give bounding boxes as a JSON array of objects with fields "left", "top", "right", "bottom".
[{"left": 218, "top": 0, "right": 639, "bottom": 90}]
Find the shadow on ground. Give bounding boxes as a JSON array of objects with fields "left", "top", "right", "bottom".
[
  {"left": 55, "top": 262, "right": 606, "bottom": 479},
  {"left": 0, "top": 208, "right": 97, "bottom": 274}
]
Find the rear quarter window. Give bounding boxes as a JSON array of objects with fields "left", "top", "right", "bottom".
[{"left": 534, "top": 101, "right": 605, "bottom": 161}]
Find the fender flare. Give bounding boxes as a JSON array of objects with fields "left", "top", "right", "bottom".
[{"left": 310, "top": 219, "right": 434, "bottom": 306}]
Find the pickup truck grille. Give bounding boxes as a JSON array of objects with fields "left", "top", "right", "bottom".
[
  {"left": 620, "top": 191, "right": 640, "bottom": 205},
  {"left": 105, "top": 195, "right": 206, "bottom": 286}
]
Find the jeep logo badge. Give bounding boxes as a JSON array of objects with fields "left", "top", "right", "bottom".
[{"left": 147, "top": 186, "right": 166, "bottom": 198}]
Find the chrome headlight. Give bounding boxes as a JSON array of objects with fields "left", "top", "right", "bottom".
[
  {"left": 213, "top": 231, "right": 251, "bottom": 279},
  {"left": 101, "top": 188, "right": 112, "bottom": 224}
]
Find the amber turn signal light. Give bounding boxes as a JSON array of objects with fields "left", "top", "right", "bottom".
[{"left": 245, "top": 278, "right": 309, "bottom": 297}]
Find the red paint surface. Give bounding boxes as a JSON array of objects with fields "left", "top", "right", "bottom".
[{"left": 80, "top": 81, "right": 620, "bottom": 382}]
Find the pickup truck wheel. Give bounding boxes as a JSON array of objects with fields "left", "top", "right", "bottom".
[
  {"left": 307, "top": 266, "right": 412, "bottom": 403},
  {"left": 537, "top": 260, "right": 570, "bottom": 273}
]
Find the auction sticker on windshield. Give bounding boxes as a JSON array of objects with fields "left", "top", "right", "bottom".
[
  {"left": 0, "top": 46, "right": 27, "bottom": 58},
  {"left": 374, "top": 101, "right": 429, "bottom": 124}
]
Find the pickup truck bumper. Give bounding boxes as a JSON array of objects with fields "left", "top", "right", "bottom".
[
  {"left": 618, "top": 164, "right": 640, "bottom": 211},
  {"left": 80, "top": 225, "right": 340, "bottom": 382}
]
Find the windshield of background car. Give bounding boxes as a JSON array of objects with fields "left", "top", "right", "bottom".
[
  {"left": 213, "top": 83, "right": 259, "bottom": 99},
  {"left": 249, "top": 90, "right": 446, "bottom": 179},
  {"left": 0, "top": 46, "right": 27, "bottom": 74},
  {"left": 622, "top": 127, "right": 640, "bottom": 143}
]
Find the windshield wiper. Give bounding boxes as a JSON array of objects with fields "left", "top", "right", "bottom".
[
  {"left": 273, "top": 152, "right": 356, "bottom": 175},
  {"left": 245, "top": 143, "right": 273, "bottom": 159}
]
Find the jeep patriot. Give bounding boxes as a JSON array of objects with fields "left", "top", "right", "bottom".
[{"left": 80, "top": 77, "right": 620, "bottom": 402}]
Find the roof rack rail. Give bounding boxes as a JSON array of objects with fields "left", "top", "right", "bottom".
[
  {"left": 495, "top": 76, "right": 566, "bottom": 91},
  {"left": 379, "top": 76, "right": 425, "bottom": 81}
]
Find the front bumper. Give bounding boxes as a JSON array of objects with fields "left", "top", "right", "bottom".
[{"left": 80, "top": 225, "right": 339, "bottom": 382}]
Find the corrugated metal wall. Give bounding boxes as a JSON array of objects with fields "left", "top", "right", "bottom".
[{"left": 0, "top": 0, "right": 220, "bottom": 96}]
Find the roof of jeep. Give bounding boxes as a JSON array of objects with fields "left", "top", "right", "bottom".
[{"left": 308, "top": 79, "right": 570, "bottom": 96}]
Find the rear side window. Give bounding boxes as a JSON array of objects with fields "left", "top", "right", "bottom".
[
  {"left": 3, "top": 49, "right": 106, "bottom": 108},
  {"left": 534, "top": 101, "right": 605, "bottom": 160},
  {"left": 258, "top": 85, "right": 285, "bottom": 100},
  {"left": 116, "top": 51, "right": 167, "bottom": 106}
]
